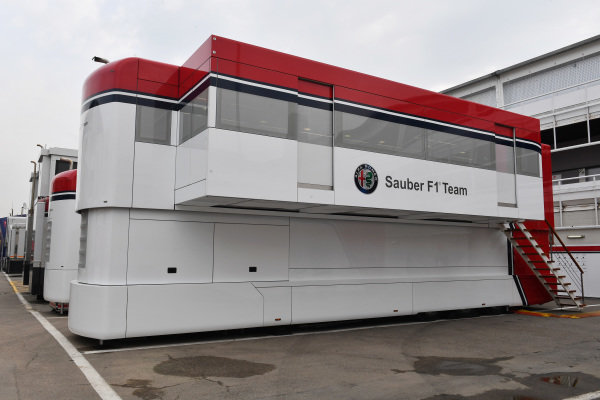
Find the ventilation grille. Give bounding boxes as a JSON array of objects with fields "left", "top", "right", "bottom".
[
  {"left": 43, "top": 220, "right": 52, "bottom": 264},
  {"left": 78, "top": 212, "right": 88, "bottom": 269}
]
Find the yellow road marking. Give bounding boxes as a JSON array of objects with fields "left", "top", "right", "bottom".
[{"left": 515, "top": 309, "right": 600, "bottom": 319}]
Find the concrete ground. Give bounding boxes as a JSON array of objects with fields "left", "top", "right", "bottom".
[{"left": 2, "top": 272, "right": 600, "bottom": 400}]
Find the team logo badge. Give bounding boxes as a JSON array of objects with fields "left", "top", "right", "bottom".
[{"left": 354, "top": 164, "right": 378, "bottom": 194}]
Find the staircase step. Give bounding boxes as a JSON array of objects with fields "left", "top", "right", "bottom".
[
  {"left": 542, "top": 275, "right": 566, "bottom": 280},
  {"left": 556, "top": 295, "right": 583, "bottom": 300},
  {"left": 551, "top": 289, "right": 576, "bottom": 293},
  {"left": 534, "top": 267, "right": 560, "bottom": 271},
  {"left": 516, "top": 244, "right": 541, "bottom": 248},
  {"left": 544, "top": 282, "right": 571, "bottom": 286}
]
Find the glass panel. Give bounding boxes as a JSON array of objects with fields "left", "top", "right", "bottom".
[
  {"left": 427, "top": 130, "right": 493, "bottom": 169},
  {"left": 516, "top": 147, "right": 540, "bottom": 177},
  {"left": 136, "top": 105, "right": 171, "bottom": 145},
  {"left": 334, "top": 111, "right": 426, "bottom": 159},
  {"left": 179, "top": 86, "right": 208, "bottom": 144},
  {"left": 495, "top": 144, "right": 515, "bottom": 174},
  {"left": 297, "top": 104, "right": 332, "bottom": 145},
  {"left": 297, "top": 102, "right": 333, "bottom": 188},
  {"left": 217, "top": 88, "right": 292, "bottom": 139}
]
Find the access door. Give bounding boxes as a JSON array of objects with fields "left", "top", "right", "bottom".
[
  {"left": 296, "top": 79, "right": 334, "bottom": 191},
  {"left": 495, "top": 124, "right": 517, "bottom": 207}
]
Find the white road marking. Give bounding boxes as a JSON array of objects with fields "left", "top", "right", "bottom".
[
  {"left": 563, "top": 391, "right": 600, "bottom": 400},
  {"left": 84, "top": 313, "right": 501, "bottom": 355},
  {"left": 3, "top": 272, "right": 121, "bottom": 400}
]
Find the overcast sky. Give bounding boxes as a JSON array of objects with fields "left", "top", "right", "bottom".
[{"left": 1, "top": 0, "right": 599, "bottom": 216}]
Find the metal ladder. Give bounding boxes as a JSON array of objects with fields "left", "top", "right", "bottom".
[{"left": 501, "top": 221, "right": 584, "bottom": 310}]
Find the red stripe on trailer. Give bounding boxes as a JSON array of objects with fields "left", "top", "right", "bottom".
[
  {"left": 557, "top": 246, "right": 600, "bottom": 253},
  {"left": 52, "top": 169, "right": 77, "bottom": 194},
  {"left": 82, "top": 35, "right": 540, "bottom": 143}
]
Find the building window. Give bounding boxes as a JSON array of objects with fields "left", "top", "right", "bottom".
[
  {"left": 334, "top": 111, "right": 426, "bottom": 159},
  {"left": 297, "top": 104, "right": 332, "bottom": 146},
  {"left": 135, "top": 104, "right": 172, "bottom": 145},
  {"left": 334, "top": 110, "right": 495, "bottom": 170},
  {"left": 216, "top": 88, "right": 294, "bottom": 139},
  {"left": 179, "top": 86, "right": 209, "bottom": 144},
  {"left": 516, "top": 147, "right": 540, "bottom": 177},
  {"left": 55, "top": 160, "right": 78, "bottom": 174},
  {"left": 427, "top": 130, "right": 494, "bottom": 169}
]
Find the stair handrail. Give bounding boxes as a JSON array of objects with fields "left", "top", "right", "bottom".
[
  {"left": 544, "top": 219, "right": 584, "bottom": 304},
  {"left": 545, "top": 220, "right": 584, "bottom": 274}
]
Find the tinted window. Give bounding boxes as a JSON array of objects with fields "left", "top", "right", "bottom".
[
  {"left": 297, "top": 104, "right": 332, "bottom": 146},
  {"left": 217, "top": 88, "right": 293, "bottom": 139},
  {"left": 495, "top": 144, "right": 515, "bottom": 174},
  {"left": 516, "top": 147, "right": 540, "bottom": 177},
  {"left": 179, "top": 86, "right": 209, "bottom": 144},
  {"left": 334, "top": 111, "right": 426, "bottom": 159},
  {"left": 136, "top": 105, "right": 171, "bottom": 145}
]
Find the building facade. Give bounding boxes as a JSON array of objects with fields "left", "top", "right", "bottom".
[{"left": 443, "top": 35, "right": 600, "bottom": 294}]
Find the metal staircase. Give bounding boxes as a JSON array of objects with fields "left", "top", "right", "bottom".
[{"left": 501, "top": 221, "right": 585, "bottom": 310}]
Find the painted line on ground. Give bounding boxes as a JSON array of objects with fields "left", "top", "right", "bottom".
[
  {"left": 2, "top": 272, "right": 122, "bottom": 400},
  {"left": 563, "top": 390, "right": 600, "bottom": 400},
  {"left": 84, "top": 313, "right": 501, "bottom": 355},
  {"left": 515, "top": 309, "right": 600, "bottom": 319}
]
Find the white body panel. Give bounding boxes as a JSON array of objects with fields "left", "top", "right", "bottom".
[
  {"left": 206, "top": 128, "right": 298, "bottom": 201},
  {"left": 44, "top": 197, "right": 81, "bottom": 302},
  {"left": 32, "top": 148, "right": 78, "bottom": 269},
  {"left": 69, "top": 282, "right": 127, "bottom": 340},
  {"left": 6, "top": 217, "right": 26, "bottom": 259},
  {"left": 132, "top": 142, "right": 175, "bottom": 209},
  {"left": 70, "top": 209, "right": 521, "bottom": 339},
  {"left": 44, "top": 270, "right": 78, "bottom": 303},
  {"left": 77, "top": 103, "right": 135, "bottom": 210},
  {"left": 71, "top": 87, "right": 543, "bottom": 340},
  {"left": 334, "top": 148, "right": 499, "bottom": 217},
  {"left": 127, "top": 219, "right": 214, "bottom": 285},
  {"left": 78, "top": 209, "right": 129, "bottom": 285},
  {"left": 125, "top": 283, "right": 263, "bottom": 337}
]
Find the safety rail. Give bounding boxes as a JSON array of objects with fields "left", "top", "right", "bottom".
[
  {"left": 553, "top": 173, "right": 600, "bottom": 186},
  {"left": 546, "top": 219, "right": 585, "bottom": 305}
]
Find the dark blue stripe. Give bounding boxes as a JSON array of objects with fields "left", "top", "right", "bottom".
[
  {"left": 298, "top": 96, "right": 332, "bottom": 111},
  {"left": 336, "top": 102, "right": 495, "bottom": 143},
  {"left": 179, "top": 77, "right": 214, "bottom": 104},
  {"left": 81, "top": 75, "right": 542, "bottom": 153},
  {"left": 51, "top": 194, "right": 76, "bottom": 202},
  {"left": 216, "top": 78, "right": 297, "bottom": 103}
]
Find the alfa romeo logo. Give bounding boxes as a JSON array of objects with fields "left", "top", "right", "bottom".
[{"left": 354, "top": 164, "right": 378, "bottom": 194}]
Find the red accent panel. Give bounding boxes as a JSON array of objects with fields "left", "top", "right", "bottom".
[
  {"left": 81, "top": 35, "right": 541, "bottom": 147},
  {"left": 137, "top": 80, "right": 179, "bottom": 99},
  {"left": 562, "top": 246, "right": 600, "bottom": 252},
  {"left": 336, "top": 86, "right": 495, "bottom": 133},
  {"left": 138, "top": 59, "right": 179, "bottom": 86},
  {"left": 52, "top": 169, "right": 77, "bottom": 193},
  {"left": 493, "top": 123, "right": 514, "bottom": 140},
  {"left": 217, "top": 59, "right": 297, "bottom": 91},
  {"left": 298, "top": 79, "right": 332, "bottom": 98},
  {"left": 83, "top": 58, "right": 139, "bottom": 101},
  {"left": 518, "top": 275, "right": 553, "bottom": 305},
  {"left": 211, "top": 35, "right": 539, "bottom": 135},
  {"left": 182, "top": 36, "right": 214, "bottom": 70},
  {"left": 516, "top": 127, "right": 540, "bottom": 145},
  {"left": 335, "top": 87, "right": 424, "bottom": 116},
  {"left": 179, "top": 59, "right": 212, "bottom": 98}
]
